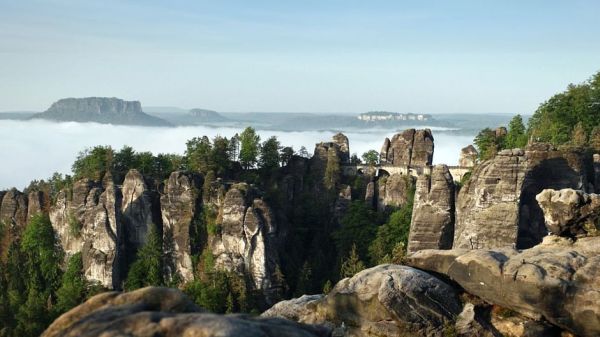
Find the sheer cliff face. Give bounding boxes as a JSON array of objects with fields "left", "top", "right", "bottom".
[
  {"left": 0, "top": 189, "right": 28, "bottom": 260},
  {"left": 380, "top": 129, "right": 434, "bottom": 166},
  {"left": 161, "top": 172, "right": 203, "bottom": 283},
  {"left": 121, "top": 169, "right": 158, "bottom": 250},
  {"left": 212, "top": 184, "right": 282, "bottom": 304},
  {"left": 408, "top": 165, "right": 455, "bottom": 254},
  {"left": 50, "top": 176, "right": 120, "bottom": 288},
  {"left": 454, "top": 145, "right": 588, "bottom": 250}
]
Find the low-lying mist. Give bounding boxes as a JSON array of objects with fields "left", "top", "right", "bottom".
[{"left": 0, "top": 120, "right": 474, "bottom": 190}]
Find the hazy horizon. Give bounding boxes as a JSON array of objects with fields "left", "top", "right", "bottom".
[{"left": 1, "top": 1, "right": 599, "bottom": 113}]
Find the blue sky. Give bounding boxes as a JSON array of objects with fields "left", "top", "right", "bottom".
[{"left": 0, "top": 0, "right": 598, "bottom": 113}]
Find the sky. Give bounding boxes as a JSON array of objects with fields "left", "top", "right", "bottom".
[{"left": 0, "top": 0, "right": 599, "bottom": 113}]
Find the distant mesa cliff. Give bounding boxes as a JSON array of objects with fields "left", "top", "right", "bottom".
[
  {"left": 188, "top": 108, "right": 229, "bottom": 122},
  {"left": 32, "top": 97, "right": 171, "bottom": 126}
]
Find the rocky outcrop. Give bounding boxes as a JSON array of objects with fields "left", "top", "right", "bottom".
[
  {"left": 536, "top": 188, "right": 600, "bottom": 237},
  {"left": 459, "top": 145, "right": 478, "bottom": 167},
  {"left": 33, "top": 97, "right": 170, "bottom": 126},
  {"left": 42, "top": 287, "right": 329, "bottom": 337},
  {"left": 407, "top": 235, "right": 600, "bottom": 337},
  {"left": 0, "top": 189, "right": 28, "bottom": 259},
  {"left": 454, "top": 145, "right": 588, "bottom": 250},
  {"left": 263, "top": 264, "right": 462, "bottom": 337},
  {"left": 332, "top": 132, "right": 350, "bottom": 163},
  {"left": 212, "top": 183, "right": 282, "bottom": 304},
  {"left": 27, "top": 190, "right": 47, "bottom": 218},
  {"left": 408, "top": 165, "right": 455, "bottom": 253},
  {"left": 377, "top": 173, "right": 413, "bottom": 210},
  {"left": 161, "top": 172, "right": 203, "bottom": 283},
  {"left": 311, "top": 133, "right": 349, "bottom": 175},
  {"left": 50, "top": 175, "right": 121, "bottom": 288},
  {"left": 380, "top": 129, "right": 434, "bottom": 166},
  {"left": 121, "top": 169, "right": 158, "bottom": 250}
]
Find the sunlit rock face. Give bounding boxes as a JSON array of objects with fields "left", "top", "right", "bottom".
[
  {"left": 50, "top": 174, "right": 121, "bottom": 288},
  {"left": 380, "top": 129, "right": 434, "bottom": 166},
  {"left": 212, "top": 183, "right": 283, "bottom": 305},
  {"left": 0, "top": 188, "right": 28, "bottom": 260},
  {"left": 459, "top": 144, "right": 478, "bottom": 167},
  {"left": 121, "top": 169, "right": 159, "bottom": 250},
  {"left": 161, "top": 171, "right": 203, "bottom": 283},
  {"left": 407, "top": 235, "right": 600, "bottom": 337},
  {"left": 454, "top": 144, "right": 589, "bottom": 250},
  {"left": 408, "top": 164, "right": 455, "bottom": 254}
]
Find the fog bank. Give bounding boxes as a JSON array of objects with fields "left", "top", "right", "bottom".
[{"left": 0, "top": 120, "right": 474, "bottom": 190}]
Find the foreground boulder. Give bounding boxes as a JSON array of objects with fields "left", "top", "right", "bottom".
[
  {"left": 407, "top": 236, "right": 600, "bottom": 337},
  {"left": 263, "top": 264, "right": 462, "bottom": 337},
  {"left": 42, "top": 287, "right": 330, "bottom": 337},
  {"left": 536, "top": 188, "right": 600, "bottom": 236}
]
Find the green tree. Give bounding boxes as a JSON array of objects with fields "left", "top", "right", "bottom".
[
  {"left": 72, "top": 146, "right": 114, "bottom": 180},
  {"left": 298, "top": 146, "right": 310, "bottom": 158},
  {"left": 239, "top": 127, "right": 261, "bottom": 169},
  {"left": 361, "top": 150, "right": 379, "bottom": 166},
  {"left": 324, "top": 150, "right": 340, "bottom": 190},
  {"left": 54, "top": 252, "right": 87, "bottom": 315},
  {"left": 259, "top": 136, "right": 281, "bottom": 172},
  {"left": 113, "top": 145, "right": 137, "bottom": 182},
  {"left": 332, "top": 201, "right": 381, "bottom": 262},
  {"left": 474, "top": 128, "right": 499, "bottom": 161},
  {"left": 229, "top": 133, "right": 240, "bottom": 161},
  {"left": 185, "top": 136, "right": 212, "bottom": 173},
  {"left": 211, "top": 136, "right": 232, "bottom": 176},
  {"left": 125, "top": 224, "right": 164, "bottom": 290},
  {"left": 340, "top": 244, "right": 365, "bottom": 278},
  {"left": 368, "top": 200, "right": 414, "bottom": 264},
  {"left": 572, "top": 121, "right": 588, "bottom": 147},
  {"left": 280, "top": 146, "right": 295, "bottom": 166},
  {"left": 505, "top": 114, "right": 528, "bottom": 149}
]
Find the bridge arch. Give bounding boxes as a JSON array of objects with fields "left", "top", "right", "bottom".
[{"left": 377, "top": 168, "right": 391, "bottom": 178}]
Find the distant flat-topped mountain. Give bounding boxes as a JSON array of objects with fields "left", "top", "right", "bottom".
[
  {"left": 33, "top": 97, "right": 171, "bottom": 126},
  {"left": 189, "top": 108, "right": 228, "bottom": 122}
]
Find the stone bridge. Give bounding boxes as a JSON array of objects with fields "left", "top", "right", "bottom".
[{"left": 342, "top": 164, "right": 471, "bottom": 182}]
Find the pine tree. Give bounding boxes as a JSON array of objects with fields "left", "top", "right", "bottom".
[
  {"left": 125, "top": 224, "right": 164, "bottom": 290},
  {"left": 54, "top": 252, "right": 87, "bottom": 315},
  {"left": 340, "top": 244, "right": 365, "bottom": 278},
  {"left": 506, "top": 114, "right": 528, "bottom": 149},
  {"left": 239, "top": 127, "right": 260, "bottom": 169}
]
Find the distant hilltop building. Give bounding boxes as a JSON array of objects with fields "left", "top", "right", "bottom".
[{"left": 357, "top": 111, "right": 431, "bottom": 122}]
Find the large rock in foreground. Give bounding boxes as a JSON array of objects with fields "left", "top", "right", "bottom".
[
  {"left": 407, "top": 236, "right": 600, "bottom": 337},
  {"left": 536, "top": 188, "right": 600, "bottom": 236},
  {"left": 42, "top": 287, "right": 330, "bottom": 337},
  {"left": 263, "top": 264, "right": 462, "bottom": 337}
]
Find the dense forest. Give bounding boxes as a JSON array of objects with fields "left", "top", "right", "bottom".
[
  {"left": 474, "top": 71, "right": 600, "bottom": 160},
  {"left": 0, "top": 126, "right": 411, "bottom": 337}
]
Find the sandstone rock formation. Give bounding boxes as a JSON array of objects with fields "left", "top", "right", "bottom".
[
  {"left": 536, "top": 188, "right": 600, "bottom": 237},
  {"left": 380, "top": 129, "right": 434, "bottom": 166},
  {"left": 407, "top": 235, "right": 600, "bottom": 337},
  {"left": 0, "top": 188, "right": 28, "bottom": 259},
  {"left": 332, "top": 132, "right": 350, "bottom": 163},
  {"left": 42, "top": 287, "right": 329, "bottom": 337},
  {"left": 459, "top": 145, "right": 478, "bottom": 167},
  {"left": 377, "top": 173, "right": 413, "bottom": 210},
  {"left": 212, "top": 183, "right": 282, "bottom": 304},
  {"left": 50, "top": 174, "right": 121, "bottom": 288},
  {"left": 311, "top": 133, "right": 350, "bottom": 175},
  {"left": 121, "top": 169, "right": 159, "bottom": 250},
  {"left": 161, "top": 171, "right": 203, "bottom": 283},
  {"left": 408, "top": 165, "right": 455, "bottom": 253},
  {"left": 263, "top": 264, "right": 462, "bottom": 337},
  {"left": 454, "top": 144, "right": 588, "bottom": 250},
  {"left": 33, "top": 97, "right": 170, "bottom": 126}
]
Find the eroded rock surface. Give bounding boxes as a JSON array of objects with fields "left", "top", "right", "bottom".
[
  {"left": 161, "top": 171, "right": 203, "bottom": 283},
  {"left": 380, "top": 129, "right": 434, "bottom": 166},
  {"left": 121, "top": 169, "right": 158, "bottom": 249},
  {"left": 459, "top": 145, "right": 478, "bottom": 167},
  {"left": 263, "top": 264, "right": 462, "bottom": 337},
  {"left": 42, "top": 287, "right": 329, "bottom": 337},
  {"left": 377, "top": 173, "right": 413, "bottom": 210},
  {"left": 213, "top": 183, "right": 282, "bottom": 304},
  {"left": 455, "top": 145, "right": 587, "bottom": 250},
  {"left": 407, "top": 236, "right": 600, "bottom": 337},
  {"left": 536, "top": 188, "right": 600, "bottom": 236},
  {"left": 408, "top": 165, "right": 455, "bottom": 253}
]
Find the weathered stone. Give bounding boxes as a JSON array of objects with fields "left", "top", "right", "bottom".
[
  {"left": 27, "top": 190, "right": 47, "bottom": 218},
  {"left": 364, "top": 181, "right": 375, "bottom": 208},
  {"left": 0, "top": 188, "right": 28, "bottom": 259},
  {"left": 377, "top": 173, "right": 413, "bottom": 210},
  {"left": 50, "top": 175, "right": 121, "bottom": 288},
  {"left": 408, "top": 165, "right": 455, "bottom": 253},
  {"left": 121, "top": 169, "right": 158, "bottom": 249},
  {"left": 332, "top": 132, "right": 350, "bottom": 163},
  {"left": 536, "top": 188, "right": 600, "bottom": 237},
  {"left": 459, "top": 145, "right": 478, "bottom": 167},
  {"left": 455, "top": 144, "right": 588, "bottom": 250},
  {"left": 407, "top": 236, "right": 600, "bottom": 337},
  {"left": 380, "top": 129, "right": 434, "bottom": 166},
  {"left": 42, "top": 287, "right": 330, "bottom": 337},
  {"left": 213, "top": 183, "right": 282, "bottom": 305},
  {"left": 263, "top": 264, "right": 462, "bottom": 337},
  {"left": 161, "top": 171, "right": 203, "bottom": 283},
  {"left": 333, "top": 185, "right": 352, "bottom": 221}
]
